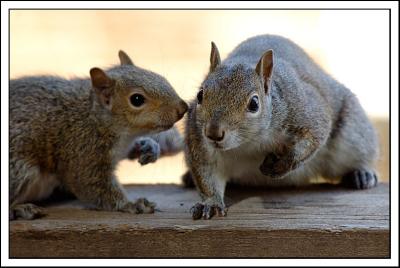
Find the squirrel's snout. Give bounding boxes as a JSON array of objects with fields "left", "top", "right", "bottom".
[
  {"left": 176, "top": 100, "right": 188, "bottom": 120},
  {"left": 205, "top": 124, "right": 225, "bottom": 142}
]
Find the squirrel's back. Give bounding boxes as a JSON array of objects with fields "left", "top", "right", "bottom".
[
  {"left": 225, "top": 35, "right": 325, "bottom": 75},
  {"left": 10, "top": 76, "right": 93, "bottom": 141},
  {"left": 10, "top": 76, "right": 91, "bottom": 116},
  {"left": 225, "top": 34, "right": 353, "bottom": 120}
]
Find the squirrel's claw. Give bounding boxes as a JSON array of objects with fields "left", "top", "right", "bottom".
[
  {"left": 120, "top": 198, "right": 156, "bottom": 214},
  {"left": 10, "top": 203, "right": 46, "bottom": 220},
  {"left": 342, "top": 169, "right": 378, "bottom": 189},
  {"left": 134, "top": 197, "right": 156, "bottom": 213},
  {"left": 190, "top": 203, "right": 204, "bottom": 220},
  {"left": 129, "top": 137, "right": 161, "bottom": 165},
  {"left": 190, "top": 202, "right": 227, "bottom": 220}
]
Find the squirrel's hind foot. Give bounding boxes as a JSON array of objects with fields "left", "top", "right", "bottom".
[
  {"left": 120, "top": 198, "right": 156, "bottom": 214},
  {"left": 341, "top": 169, "right": 378, "bottom": 189},
  {"left": 10, "top": 203, "right": 45, "bottom": 220}
]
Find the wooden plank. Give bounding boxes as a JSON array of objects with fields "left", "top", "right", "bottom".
[{"left": 10, "top": 183, "right": 389, "bottom": 258}]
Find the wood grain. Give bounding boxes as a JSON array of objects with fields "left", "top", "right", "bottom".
[{"left": 10, "top": 183, "right": 389, "bottom": 258}]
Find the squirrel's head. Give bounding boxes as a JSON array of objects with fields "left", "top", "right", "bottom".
[
  {"left": 90, "top": 50, "right": 188, "bottom": 135},
  {"left": 194, "top": 42, "right": 274, "bottom": 151}
]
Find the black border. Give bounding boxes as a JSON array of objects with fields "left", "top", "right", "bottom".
[{"left": 6, "top": 7, "right": 394, "bottom": 261}]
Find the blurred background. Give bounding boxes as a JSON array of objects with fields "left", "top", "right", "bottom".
[{"left": 10, "top": 10, "right": 389, "bottom": 184}]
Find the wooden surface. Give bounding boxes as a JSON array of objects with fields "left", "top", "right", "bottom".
[{"left": 10, "top": 183, "right": 389, "bottom": 258}]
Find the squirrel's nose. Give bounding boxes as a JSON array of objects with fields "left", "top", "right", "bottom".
[
  {"left": 205, "top": 125, "right": 225, "bottom": 142},
  {"left": 176, "top": 101, "right": 188, "bottom": 120}
]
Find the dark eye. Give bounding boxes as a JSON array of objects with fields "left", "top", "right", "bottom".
[
  {"left": 247, "top": 96, "right": 259, "bottom": 113},
  {"left": 197, "top": 90, "right": 203, "bottom": 104},
  {"left": 130, "top": 94, "right": 145, "bottom": 107}
]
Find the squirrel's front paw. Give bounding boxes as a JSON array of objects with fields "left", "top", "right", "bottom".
[
  {"left": 259, "top": 153, "right": 294, "bottom": 179},
  {"left": 129, "top": 137, "right": 161, "bottom": 165},
  {"left": 190, "top": 200, "right": 227, "bottom": 220},
  {"left": 120, "top": 198, "right": 156, "bottom": 214}
]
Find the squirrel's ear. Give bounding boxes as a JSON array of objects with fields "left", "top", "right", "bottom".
[
  {"left": 210, "top": 41, "right": 221, "bottom": 72},
  {"left": 118, "top": 50, "right": 134, "bottom": 66},
  {"left": 90, "top": 67, "right": 115, "bottom": 109},
  {"left": 256, "top": 50, "right": 274, "bottom": 94}
]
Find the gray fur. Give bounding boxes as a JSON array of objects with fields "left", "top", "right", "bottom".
[
  {"left": 185, "top": 35, "right": 379, "bottom": 220},
  {"left": 10, "top": 51, "right": 188, "bottom": 220},
  {"left": 128, "top": 137, "right": 161, "bottom": 165}
]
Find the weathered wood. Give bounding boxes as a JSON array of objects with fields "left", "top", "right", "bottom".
[{"left": 10, "top": 183, "right": 389, "bottom": 258}]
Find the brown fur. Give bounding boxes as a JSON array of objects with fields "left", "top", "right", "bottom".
[{"left": 10, "top": 50, "right": 188, "bottom": 220}]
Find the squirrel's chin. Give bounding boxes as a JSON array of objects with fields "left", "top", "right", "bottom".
[
  {"left": 141, "top": 123, "right": 174, "bottom": 133},
  {"left": 157, "top": 124, "right": 174, "bottom": 131},
  {"left": 210, "top": 142, "right": 240, "bottom": 151}
]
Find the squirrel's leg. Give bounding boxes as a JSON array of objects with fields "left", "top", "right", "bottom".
[
  {"left": 151, "top": 126, "right": 184, "bottom": 156},
  {"left": 321, "top": 95, "right": 379, "bottom": 189},
  {"left": 340, "top": 97, "right": 379, "bottom": 189},
  {"left": 190, "top": 167, "right": 227, "bottom": 220},
  {"left": 127, "top": 127, "right": 184, "bottom": 164},
  {"left": 260, "top": 136, "right": 322, "bottom": 179},
  {"left": 9, "top": 160, "right": 49, "bottom": 220},
  {"left": 69, "top": 174, "right": 155, "bottom": 214}
]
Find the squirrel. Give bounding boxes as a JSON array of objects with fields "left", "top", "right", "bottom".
[
  {"left": 184, "top": 35, "right": 379, "bottom": 220},
  {"left": 10, "top": 50, "right": 188, "bottom": 220}
]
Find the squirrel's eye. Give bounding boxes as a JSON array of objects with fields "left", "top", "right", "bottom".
[
  {"left": 130, "top": 94, "right": 145, "bottom": 107},
  {"left": 247, "top": 96, "right": 259, "bottom": 113},
  {"left": 197, "top": 90, "right": 203, "bottom": 104}
]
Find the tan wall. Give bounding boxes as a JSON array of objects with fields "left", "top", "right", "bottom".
[{"left": 10, "top": 10, "right": 390, "bottom": 183}]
